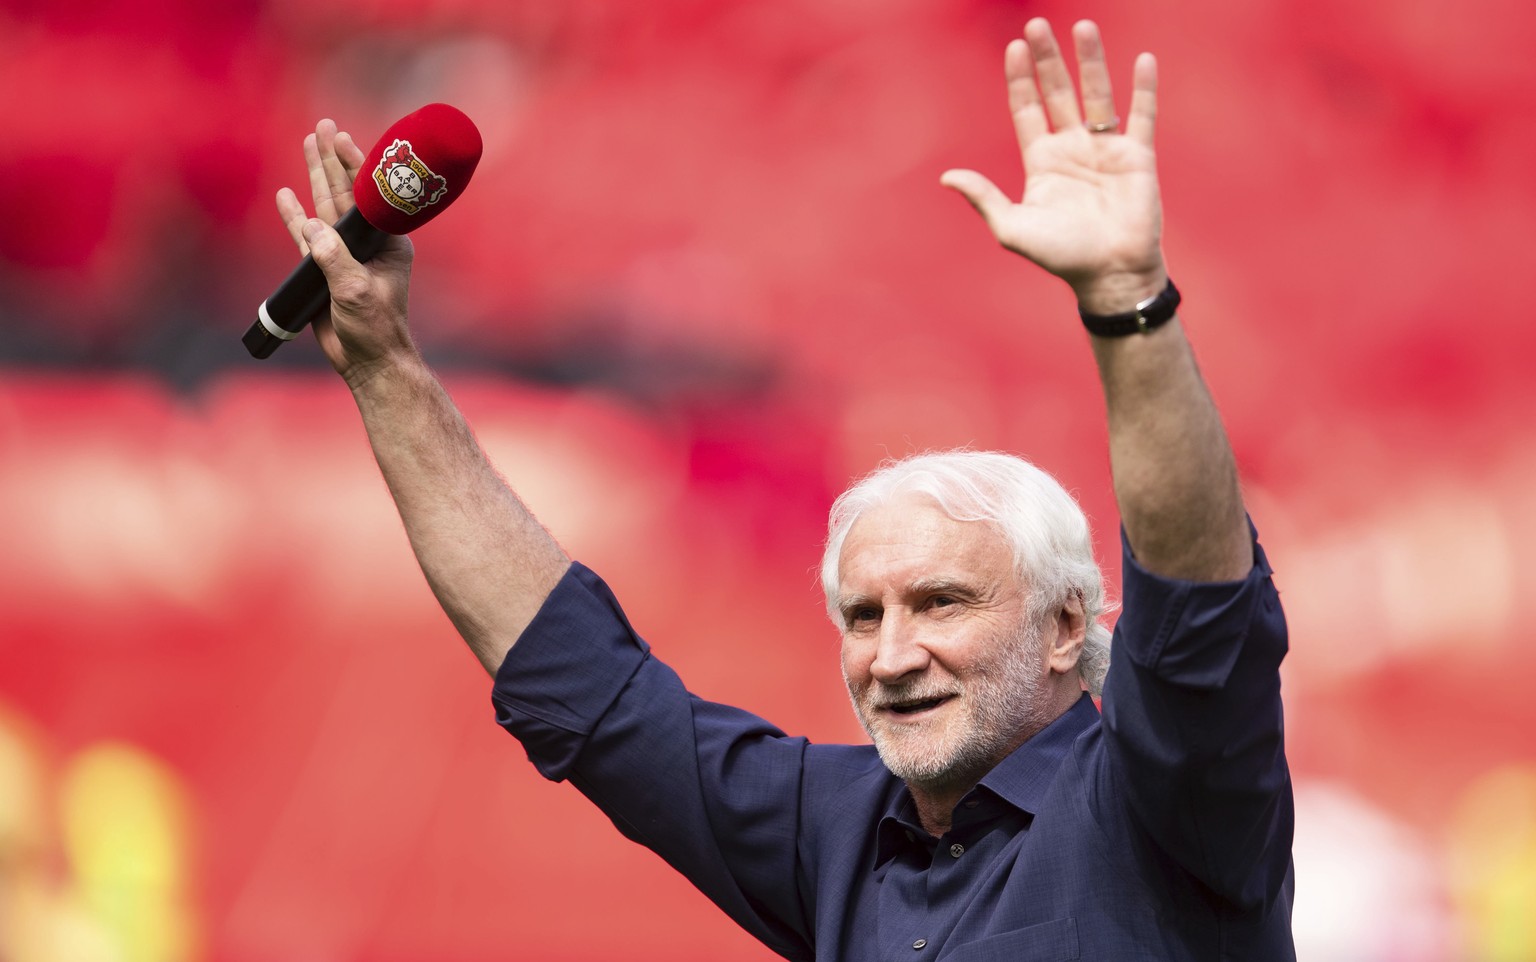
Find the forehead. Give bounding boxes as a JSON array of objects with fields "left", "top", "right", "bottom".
[{"left": 837, "top": 493, "right": 1015, "bottom": 594}]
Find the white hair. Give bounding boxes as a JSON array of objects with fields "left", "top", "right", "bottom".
[{"left": 821, "top": 450, "right": 1112, "bottom": 696}]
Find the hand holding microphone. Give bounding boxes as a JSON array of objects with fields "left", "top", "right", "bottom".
[{"left": 250, "top": 105, "right": 484, "bottom": 365}]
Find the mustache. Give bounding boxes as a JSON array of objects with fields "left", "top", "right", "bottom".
[{"left": 864, "top": 681, "right": 962, "bottom": 709}]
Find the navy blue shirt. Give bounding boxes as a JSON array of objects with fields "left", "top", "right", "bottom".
[{"left": 493, "top": 530, "right": 1294, "bottom": 961}]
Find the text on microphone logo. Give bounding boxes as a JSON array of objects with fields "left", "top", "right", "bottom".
[{"left": 372, "top": 139, "right": 448, "bottom": 215}]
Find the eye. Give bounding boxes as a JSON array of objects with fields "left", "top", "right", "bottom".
[{"left": 845, "top": 605, "right": 881, "bottom": 629}]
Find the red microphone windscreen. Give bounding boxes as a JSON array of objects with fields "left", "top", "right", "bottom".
[{"left": 353, "top": 103, "right": 483, "bottom": 235}]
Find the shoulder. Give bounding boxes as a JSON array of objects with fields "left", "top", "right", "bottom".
[
  {"left": 801, "top": 743, "right": 902, "bottom": 823},
  {"left": 804, "top": 742, "right": 888, "bottom": 782}
]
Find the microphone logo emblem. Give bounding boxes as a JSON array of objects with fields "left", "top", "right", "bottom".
[{"left": 372, "top": 139, "right": 449, "bottom": 216}]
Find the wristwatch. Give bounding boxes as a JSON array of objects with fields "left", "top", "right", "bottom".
[{"left": 1078, "top": 279, "right": 1181, "bottom": 337}]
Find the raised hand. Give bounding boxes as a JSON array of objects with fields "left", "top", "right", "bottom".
[
  {"left": 276, "top": 118, "right": 366, "bottom": 240},
  {"left": 272, "top": 121, "right": 569, "bottom": 675},
  {"left": 274, "top": 119, "right": 417, "bottom": 387},
  {"left": 941, "top": 19, "right": 1166, "bottom": 315}
]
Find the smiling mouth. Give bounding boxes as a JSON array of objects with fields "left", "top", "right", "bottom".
[{"left": 884, "top": 695, "right": 955, "bottom": 716}]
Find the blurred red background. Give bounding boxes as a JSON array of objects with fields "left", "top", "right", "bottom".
[{"left": 2, "top": 0, "right": 1534, "bottom": 959}]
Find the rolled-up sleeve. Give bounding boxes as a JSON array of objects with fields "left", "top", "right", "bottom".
[
  {"left": 1099, "top": 524, "right": 1293, "bottom": 912},
  {"left": 492, "top": 563, "right": 651, "bottom": 781},
  {"left": 491, "top": 562, "right": 814, "bottom": 960}
]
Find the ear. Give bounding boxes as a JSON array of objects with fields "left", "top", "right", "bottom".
[{"left": 1047, "top": 591, "right": 1087, "bottom": 677}]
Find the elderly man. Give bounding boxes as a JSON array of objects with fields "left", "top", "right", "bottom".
[{"left": 279, "top": 17, "right": 1294, "bottom": 960}]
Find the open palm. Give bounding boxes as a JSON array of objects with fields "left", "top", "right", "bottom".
[{"left": 942, "top": 19, "right": 1166, "bottom": 315}]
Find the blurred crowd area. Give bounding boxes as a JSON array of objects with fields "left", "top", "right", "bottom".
[{"left": 3, "top": 0, "right": 1536, "bottom": 959}]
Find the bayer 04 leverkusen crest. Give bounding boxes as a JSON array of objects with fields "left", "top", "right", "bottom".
[{"left": 372, "top": 139, "right": 449, "bottom": 216}]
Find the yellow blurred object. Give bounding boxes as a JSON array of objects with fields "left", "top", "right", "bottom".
[
  {"left": 0, "top": 709, "right": 47, "bottom": 860},
  {"left": 58, "top": 743, "right": 198, "bottom": 962},
  {"left": 1449, "top": 765, "right": 1536, "bottom": 962},
  {"left": 0, "top": 709, "right": 119, "bottom": 961}
]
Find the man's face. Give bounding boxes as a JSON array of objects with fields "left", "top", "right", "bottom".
[{"left": 836, "top": 493, "right": 1050, "bottom": 789}]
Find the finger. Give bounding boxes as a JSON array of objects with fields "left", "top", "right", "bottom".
[
  {"left": 318, "top": 121, "right": 357, "bottom": 214},
  {"left": 1124, "top": 52, "right": 1158, "bottom": 146},
  {"left": 301, "top": 218, "right": 369, "bottom": 316},
  {"left": 275, "top": 187, "right": 311, "bottom": 254},
  {"left": 303, "top": 129, "right": 329, "bottom": 219},
  {"left": 336, "top": 130, "right": 366, "bottom": 182},
  {"left": 1004, "top": 38, "right": 1050, "bottom": 152},
  {"left": 310, "top": 119, "right": 356, "bottom": 222},
  {"left": 315, "top": 120, "right": 356, "bottom": 221},
  {"left": 1024, "top": 18, "right": 1081, "bottom": 131},
  {"left": 940, "top": 169, "right": 1014, "bottom": 237},
  {"left": 1073, "top": 20, "right": 1117, "bottom": 131}
]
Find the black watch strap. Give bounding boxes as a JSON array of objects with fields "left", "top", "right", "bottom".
[{"left": 1078, "top": 279, "right": 1181, "bottom": 337}]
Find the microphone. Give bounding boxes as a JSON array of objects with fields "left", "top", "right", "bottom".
[{"left": 244, "top": 103, "right": 484, "bottom": 359}]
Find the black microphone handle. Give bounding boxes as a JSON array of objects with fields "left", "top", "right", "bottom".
[{"left": 243, "top": 207, "right": 392, "bottom": 359}]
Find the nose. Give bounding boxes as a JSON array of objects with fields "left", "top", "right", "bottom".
[{"left": 868, "top": 610, "right": 931, "bottom": 684}]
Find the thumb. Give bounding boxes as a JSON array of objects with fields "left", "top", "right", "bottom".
[
  {"left": 939, "top": 169, "right": 1012, "bottom": 235},
  {"left": 301, "top": 218, "right": 370, "bottom": 315}
]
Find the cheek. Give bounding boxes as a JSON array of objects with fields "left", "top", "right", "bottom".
[{"left": 840, "top": 644, "right": 870, "bottom": 690}]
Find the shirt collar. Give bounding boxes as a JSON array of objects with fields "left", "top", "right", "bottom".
[
  {"left": 976, "top": 693, "right": 1100, "bottom": 816},
  {"left": 872, "top": 693, "right": 1100, "bottom": 867}
]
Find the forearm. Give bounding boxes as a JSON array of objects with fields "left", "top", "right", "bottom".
[
  {"left": 350, "top": 357, "right": 570, "bottom": 674},
  {"left": 1091, "top": 316, "right": 1250, "bottom": 582}
]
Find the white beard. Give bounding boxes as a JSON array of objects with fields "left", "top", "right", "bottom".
[{"left": 847, "top": 620, "right": 1052, "bottom": 791}]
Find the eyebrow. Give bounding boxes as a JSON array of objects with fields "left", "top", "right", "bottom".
[
  {"left": 908, "top": 577, "right": 980, "bottom": 598},
  {"left": 835, "top": 578, "right": 984, "bottom": 617}
]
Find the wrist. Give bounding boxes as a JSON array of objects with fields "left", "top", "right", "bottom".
[
  {"left": 343, "top": 346, "right": 429, "bottom": 397},
  {"left": 1079, "top": 278, "right": 1180, "bottom": 338},
  {"left": 1071, "top": 267, "right": 1169, "bottom": 317}
]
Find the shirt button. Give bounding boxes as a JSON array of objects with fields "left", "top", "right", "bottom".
[
  {"left": 949, "top": 843, "right": 965, "bottom": 858},
  {"left": 912, "top": 939, "right": 927, "bottom": 950}
]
